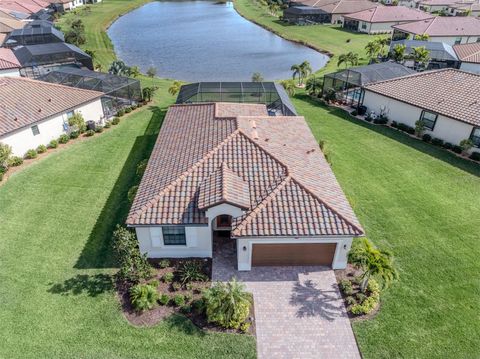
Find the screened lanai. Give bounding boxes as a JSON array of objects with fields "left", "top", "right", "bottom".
[
  {"left": 389, "top": 40, "right": 459, "bottom": 70},
  {"left": 176, "top": 82, "right": 297, "bottom": 116},
  {"left": 322, "top": 62, "right": 415, "bottom": 107},
  {"left": 4, "top": 20, "right": 64, "bottom": 47},
  {"left": 39, "top": 67, "right": 142, "bottom": 116}
]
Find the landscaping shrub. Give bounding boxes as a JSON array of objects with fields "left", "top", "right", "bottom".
[
  {"left": 127, "top": 185, "right": 138, "bottom": 203},
  {"left": 158, "top": 293, "right": 170, "bottom": 306},
  {"left": 192, "top": 298, "right": 205, "bottom": 314},
  {"left": 95, "top": 125, "right": 104, "bottom": 133},
  {"left": 104, "top": 122, "right": 111, "bottom": 129},
  {"left": 36, "top": 144, "right": 47, "bottom": 154},
  {"left": 470, "top": 152, "right": 480, "bottom": 161},
  {"left": 364, "top": 115, "right": 373, "bottom": 122},
  {"left": 173, "top": 294, "right": 185, "bottom": 307},
  {"left": 351, "top": 110, "right": 358, "bottom": 116},
  {"left": 112, "top": 117, "right": 120, "bottom": 125},
  {"left": 129, "top": 283, "right": 158, "bottom": 312},
  {"left": 452, "top": 145, "right": 463, "bottom": 154},
  {"left": 415, "top": 119, "right": 426, "bottom": 137},
  {"left": 422, "top": 134, "right": 431, "bottom": 142},
  {"left": 117, "top": 109, "right": 125, "bottom": 117},
  {"left": 24, "top": 149, "right": 38, "bottom": 159},
  {"left": 349, "top": 279, "right": 380, "bottom": 316},
  {"left": 346, "top": 296, "right": 356, "bottom": 306},
  {"left": 158, "top": 259, "right": 170, "bottom": 269},
  {"left": 240, "top": 322, "right": 251, "bottom": 333},
  {"left": 125, "top": 107, "right": 132, "bottom": 114},
  {"left": 391, "top": 121, "right": 398, "bottom": 128},
  {"left": 339, "top": 279, "right": 354, "bottom": 295},
  {"left": 48, "top": 139, "right": 58, "bottom": 149},
  {"left": 443, "top": 142, "right": 453, "bottom": 150},
  {"left": 84, "top": 130, "right": 95, "bottom": 137},
  {"left": 178, "top": 261, "right": 208, "bottom": 284},
  {"left": 431, "top": 138, "right": 444, "bottom": 147},
  {"left": 162, "top": 272, "right": 174, "bottom": 283},
  {"left": 68, "top": 113, "right": 86, "bottom": 133},
  {"left": 0, "top": 142, "right": 12, "bottom": 169},
  {"left": 58, "top": 134, "right": 70, "bottom": 144},
  {"left": 70, "top": 131, "right": 80, "bottom": 139},
  {"left": 203, "top": 278, "right": 251, "bottom": 329},
  {"left": 172, "top": 282, "right": 182, "bottom": 291},
  {"left": 8, "top": 156, "right": 23, "bottom": 167},
  {"left": 113, "top": 225, "right": 152, "bottom": 283},
  {"left": 0, "top": 172, "right": 3, "bottom": 181},
  {"left": 459, "top": 139, "right": 474, "bottom": 155},
  {"left": 149, "top": 279, "right": 160, "bottom": 288},
  {"left": 406, "top": 126, "right": 415, "bottom": 135},
  {"left": 374, "top": 117, "right": 388, "bottom": 125},
  {"left": 180, "top": 304, "right": 192, "bottom": 314}
]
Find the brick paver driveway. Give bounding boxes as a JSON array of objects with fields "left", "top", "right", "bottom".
[{"left": 212, "top": 243, "right": 361, "bottom": 359}]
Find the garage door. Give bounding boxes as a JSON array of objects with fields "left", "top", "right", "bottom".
[{"left": 252, "top": 243, "right": 337, "bottom": 267}]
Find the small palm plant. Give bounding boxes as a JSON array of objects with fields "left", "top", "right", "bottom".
[
  {"left": 279, "top": 79, "right": 296, "bottom": 97},
  {"left": 168, "top": 81, "right": 182, "bottom": 96},
  {"left": 130, "top": 283, "right": 158, "bottom": 312},
  {"left": 348, "top": 238, "right": 398, "bottom": 293}
]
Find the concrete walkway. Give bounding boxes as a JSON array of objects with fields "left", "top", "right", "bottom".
[{"left": 212, "top": 243, "right": 361, "bottom": 359}]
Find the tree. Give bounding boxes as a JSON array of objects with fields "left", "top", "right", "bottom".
[
  {"left": 168, "top": 81, "right": 182, "bottom": 96},
  {"left": 391, "top": 44, "right": 406, "bottom": 63},
  {"left": 305, "top": 76, "right": 322, "bottom": 97},
  {"left": 414, "top": 34, "right": 429, "bottom": 41},
  {"left": 65, "top": 19, "right": 86, "bottom": 46},
  {"left": 337, "top": 52, "right": 359, "bottom": 68},
  {"left": 279, "top": 79, "right": 296, "bottom": 96},
  {"left": 300, "top": 60, "right": 312, "bottom": 81},
  {"left": 0, "top": 142, "right": 12, "bottom": 170},
  {"left": 108, "top": 60, "right": 131, "bottom": 76},
  {"left": 68, "top": 113, "right": 86, "bottom": 133},
  {"left": 348, "top": 238, "right": 398, "bottom": 292},
  {"left": 365, "top": 40, "right": 381, "bottom": 61},
  {"left": 146, "top": 66, "right": 157, "bottom": 87},
  {"left": 251, "top": 72, "right": 264, "bottom": 82},
  {"left": 376, "top": 37, "right": 390, "bottom": 57},
  {"left": 291, "top": 61, "right": 312, "bottom": 86},
  {"left": 411, "top": 46, "right": 430, "bottom": 70},
  {"left": 129, "top": 66, "right": 140, "bottom": 78},
  {"left": 291, "top": 63, "right": 302, "bottom": 86},
  {"left": 142, "top": 87, "right": 154, "bottom": 102},
  {"left": 268, "top": 2, "right": 280, "bottom": 16},
  {"left": 415, "top": 119, "right": 426, "bottom": 137}
]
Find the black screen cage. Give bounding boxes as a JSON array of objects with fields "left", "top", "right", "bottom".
[
  {"left": 176, "top": 82, "right": 297, "bottom": 116},
  {"left": 5, "top": 20, "right": 64, "bottom": 47}
]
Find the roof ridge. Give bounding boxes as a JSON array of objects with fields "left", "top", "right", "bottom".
[
  {"left": 0, "top": 76, "right": 103, "bottom": 96},
  {"left": 364, "top": 68, "right": 455, "bottom": 88}
]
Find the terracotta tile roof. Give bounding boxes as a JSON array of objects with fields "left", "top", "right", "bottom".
[
  {"left": 344, "top": 5, "right": 432, "bottom": 23},
  {"left": 0, "top": 15, "right": 23, "bottom": 31},
  {"left": 0, "top": 0, "right": 46, "bottom": 13},
  {"left": 0, "top": 77, "right": 103, "bottom": 137},
  {"left": 127, "top": 103, "right": 364, "bottom": 238},
  {"left": 317, "top": 0, "right": 378, "bottom": 14},
  {"left": 392, "top": 16, "right": 480, "bottom": 36},
  {"left": 454, "top": 42, "right": 480, "bottom": 63},
  {"left": 0, "top": 48, "right": 20, "bottom": 70},
  {"left": 364, "top": 69, "right": 480, "bottom": 126},
  {"left": 419, "top": 0, "right": 459, "bottom": 5}
]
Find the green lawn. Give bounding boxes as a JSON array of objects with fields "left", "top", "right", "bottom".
[
  {"left": 0, "top": 86, "right": 255, "bottom": 359},
  {"left": 294, "top": 95, "right": 480, "bottom": 358}
]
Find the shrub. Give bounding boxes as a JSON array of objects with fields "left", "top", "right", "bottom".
[
  {"left": 391, "top": 121, "right": 398, "bottom": 128},
  {"left": 459, "top": 139, "right": 474, "bottom": 154},
  {"left": 130, "top": 283, "right": 158, "bottom": 312},
  {"left": 0, "top": 142, "right": 12, "bottom": 169},
  {"left": 162, "top": 272, "right": 174, "bottom": 283},
  {"left": 95, "top": 125, "right": 104, "bottom": 133},
  {"left": 203, "top": 278, "right": 251, "bottom": 329},
  {"left": 84, "top": 130, "right": 95, "bottom": 137},
  {"left": 104, "top": 122, "right": 111, "bottom": 129},
  {"left": 113, "top": 225, "right": 152, "bottom": 283},
  {"left": 24, "top": 149, "right": 37, "bottom": 159},
  {"left": 350, "top": 295, "right": 378, "bottom": 315},
  {"left": 406, "top": 126, "right": 415, "bottom": 135},
  {"left": 0, "top": 172, "right": 3, "bottom": 181},
  {"left": 178, "top": 261, "right": 208, "bottom": 284},
  {"left": 350, "top": 110, "right": 358, "bottom": 116},
  {"left": 68, "top": 113, "right": 86, "bottom": 133},
  {"left": 431, "top": 138, "right": 444, "bottom": 146},
  {"left": 8, "top": 156, "right": 23, "bottom": 167},
  {"left": 415, "top": 119, "right": 426, "bottom": 137},
  {"left": 192, "top": 298, "right": 206, "bottom": 314},
  {"left": 356, "top": 292, "right": 367, "bottom": 303},
  {"left": 443, "top": 142, "right": 453, "bottom": 150},
  {"left": 339, "top": 279, "right": 354, "bottom": 295},
  {"left": 469, "top": 152, "right": 480, "bottom": 161},
  {"left": 35, "top": 144, "right": 47, "bottom": 154},
  {"left": 422, "top": 134, "right": 431, "bottom": 142},
  {"left": 149, "top": 279, "right": 160, "bottom": 288},
  {"left": 240, "top": 322, "right": 251, "bottom": 333},
  {"left": 172, "top": 282, "right": 182, "bottom": 291},
  {"left": 158, "top": 293, "right": 170, "bottom": 306},
  {"left": 112, "top": 117, "right": 120, "bottom": 125},
  {"left": 70, "top": 131, "right": 80, "bottom": 139},
  {"left": 173, "top": 294, "right": 185, "bottom": 307},
  {"left": 117, "top": 109, "right": 125, "bottom": 117},
  {"left": 158, "top": 259, "right": 170, "bottom": 269},
  {"left": 136, "top": 159, "right": 148, "bottom": 178},
  {"left": 180, "top": 304, "right": 192, "bottom": 314},
  {"left": 125, "top": 107, "right": 132, "bottom": 114},
  {"left": 374, "top": 117, "right": 388, "bottom": 125},
  {"left": 452, "top": 145, "right": 463, "bottom": 154},
  {"left": 346, "top": 296, "right": 357, "bottom": 306},
  {"left": 58, "top": 134, "right": 70, "bottom": 144},
  {"left": 127, "top": 185, "right": 138, "bottom": 203},
  {"left": 48, "top": 139, "right": 58, "bottom": 149}
]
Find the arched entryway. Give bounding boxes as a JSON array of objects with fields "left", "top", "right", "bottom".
[{"left": 211, "top": 214, "right": 236, "bottom": 260}]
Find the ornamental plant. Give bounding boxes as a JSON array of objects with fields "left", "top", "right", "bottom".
[
  {"left": 0, "top": 142, "right": 12, "bottom": 170},
  {"left": 130, "top": 283, "right": 158, "bottom": 312},
  {"left": 68, "top": 113, "right": 86, "bottom": 133}
]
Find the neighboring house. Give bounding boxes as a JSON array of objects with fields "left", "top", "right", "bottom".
[
  {"left": 416, "top": 0, "right": 458, "bottom": 12},
  {"left": 0, "top": 77, "right": 104, "bottom": 157},
  {"left": 126, "top": 102, "right": 364, "bottom": 270},
  {"left": 389, "top": 39, "right": 460, "bottom": 69},
  {"left": 51, "top": 0, "right": 85, "bottom": 11},
  {"left": 453, "top": 41, "right": 480, "bottom": 73},
  {"left": 0, "top": 0, "right": 48, "bottom": 17},
  {"left": 447, "top": 1, "right": 480, "bottom": 16},
  {"left": 392, "top": 16, "right": 480, "bottom": 45},
  {"left": 362, "top": 69, "right": 480, "bottom": 153},
  {"left": 0, "top": 47, "right": 21, "bottom": 76},
  {"left": 343, "top": 5, "right": 432, "bottom": 33}
]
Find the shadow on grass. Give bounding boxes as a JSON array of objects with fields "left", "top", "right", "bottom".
[
  {"left": 47, "top": 274, "right": 114, "bottom": 297},
  {"left": 163, "top": 315, "right": 206, "bottom": 337},
  {"left": 75, "top": 105, "right": 167, "bottom": 269},
  {"left": 295, "top": 94, "right": 480, "bottom": 177}
]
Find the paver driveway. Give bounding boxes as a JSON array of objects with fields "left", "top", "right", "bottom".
[{"left": 212, "top": 242, "right": 361, "bottom": 359}]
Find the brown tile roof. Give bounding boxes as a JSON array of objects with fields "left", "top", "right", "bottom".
[
  {"left": 0, "top": 15, "right": 23, "bottom": 32},
  {"left": 0, "top": 77, "right": 103, "bottom": 137},
  {"left": 392, "top": 16, "right": 480, "bottom": 36},
  {"left": 364, "top": 69, "right": 480, "bottom": 126},
  {"left": 127, "top": 103, "right": 363, "bottom": 238},
  {"left": 454, "top": 42, "right": 480, "bottom": 63},
  {"left": 0, "top": 48, "right": 20, "bottom": 70},
  {"left": 419, "top": 0, "right": 459, "bottom": 5},
  {"left": 317, "top": 0, "right": 378, "bottom": 14},
  {"left": 344, "top": 5, "right": 432, "bottom": 23}
]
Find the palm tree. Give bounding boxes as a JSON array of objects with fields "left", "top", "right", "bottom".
[
  {"left": 142, "top": 87, "right": 154, "bottom": 102},
  {"left": 337, "top": 52, "right": 359, "bottom": 68},
  {"left": 414, "top": 34, "right": 430, "bottom": 41},
  {"left": 108, "top": 60, "right": 131, "bottom": 76},
  {"left": 348, "top": 238, "right": 398, "bottom": 292},
  {"left": 129, "top": 66, "right": 140, "bottom": 78},
  {"left": 305, "top": 76, "right": 322, "bottom": 97},
  {"left": 411, "top": 46, "right": 430, "bottom": 70},
  {"left": 365, "top": 40, "right": 381, "bottom": 61},
  {"left": 168, "top": 81, "right": 182, "bottom": 96},
  {"left": 279, "top": 80, "right": 296, "bottom": 97},
  {"left": 376, "top": 37, "right": 390, "bottom": 58},
  {"left": 291, "top": 64, "right": 302, "bottom": 86},
  {"left": 391, "top": 44, "right": 406, "bottom": 63},
  {"left": 251, "top": 72, "right": 264, "bottom": 82},
  {"left": 300, "top": 60, "right": 312, "bottom": 80},
  {"left": 146, "top": 66, "right": 157, "bottom": 87},
  {"left": 268, "top": 2, "right": 280, "bottom": 16}
]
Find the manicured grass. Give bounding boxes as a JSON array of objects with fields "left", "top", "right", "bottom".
[
  {"left": 294, "top": 95, "right": 480, "bottom": 358},
  {"left": 234, "top": 0, "right": 374, "bottom": 75},
  {"left": 0, "top": 85, "right": 256, "bottom": 359}
]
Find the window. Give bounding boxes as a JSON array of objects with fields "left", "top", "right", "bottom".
[
  {"left": 419, "top": 110, "right": 438, "bottom": 130},
  {"left": 454, "top": 37, "right": 462, "bottom": 45},
  {"left": 162, "top": 226, "right": 186, "bottom": 246},
  {"left": 31, "top": 125, "right": 40, "bottom": 136},
  {"left": 361, "top": 22, "right": 367, "bottom": 30},
  {"left": 470, "top": 127, "right": 480, "bottom": 147},
  {"left": 216, "top": 215, "right": 232, "bottom": 229}
]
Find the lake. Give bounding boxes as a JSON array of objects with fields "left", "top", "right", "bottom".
[{"left": 107, "top": 0, "right": 329, "bottom": 81}]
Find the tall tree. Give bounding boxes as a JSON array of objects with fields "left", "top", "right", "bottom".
[
  {"left": 305, "top": 76, "right": 322, "bottom": 97},
  {"left": 411, "top": 46, "right": 430, "bottom": 69},
  {"left": 291, "top": 64, "right": 302, "bottom": 86},
  {"left": 146, "top": 67, "right": 157, "bottom": 87},
  {"left": 365, "top": 40, "right": 381, "bottom": 61}
]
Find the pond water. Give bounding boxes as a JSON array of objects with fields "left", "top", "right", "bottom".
[{"left": 107, "top": 0, "right": 329, "bottom": 81}]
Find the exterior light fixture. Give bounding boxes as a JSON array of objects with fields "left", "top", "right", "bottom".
[{"left": 243, "top": 246, "right": 247, "bottom": 251}]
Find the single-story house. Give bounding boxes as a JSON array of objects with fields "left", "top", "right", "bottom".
[
  {"left": 416, "top": 0, "right": 458, "bottom": 12},
  {"left": 343, "top": 5, "right": 432, "bottom": 34},
  {"left": 0, "top": 77, "right": 104, "bottom": 156},
  {"left": 392, "top": 16, "right": 480, "bottom": 45},
  {"left": 362, "top": 68, "right": 480, "bottom": 153},
  {"left": 4, "top": 19, "right": 64, "bottom": 47},
  {"left": 447, "top": 1, "right": 480, "bottom": 16},
  {"left": 453, "top": 42, "right": 480, "bottom": 73},
  {"left": 51, "top": 0, "right": 84, "bottom": 11},
  {"left": 0, "top": 47, "right": 21, "bottom": 76},
  {"left": 126, "top": 102, "right": 364, "bottom": 270},
  {"left": 389, "top": 39, "right": 460, "bottom": 69}
]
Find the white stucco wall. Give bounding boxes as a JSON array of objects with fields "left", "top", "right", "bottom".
[
  {"left": 429, "top": 35, "right": 480, "bottom": 46},
  {"left": 0, "top": 98, "right": 103, "bottom": 157},
  {"left": 0, "top": 68, "right": 20, "bottom": 77},
  {"left": 460, "top": 62, "right": 480, "bottom": 74},
  {"left": 363, "top": 90, "right": 478, "bottom": 149}
]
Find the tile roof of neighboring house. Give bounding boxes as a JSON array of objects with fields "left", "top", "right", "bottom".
[
  {"left": 317, "top": 0, "right": 378, "bottom": 14},
  {"left": 0, "top": 77, "right": 103, "bottom": 137},
  {"left": 418, "top": 0, "right": 458, "bottom": 5},
  {"left": 0, "top": 33, "right": 6, "bottom": 44},
  {"left": 454, "top": 41, "right": 480, "bottom": 63},
  {"left": 0, "top": 47, "right": 20, "bottom": 69},
  {"left": 364, "top": 69, "right": 480, "bottom": 126},
  {"left": 0, "top": 15, "right": 23, "bottom": 32},
  {"left": 0, "top": 0, "right": 46, "bottom": 13},
  {"left": 449, "top": 0, "right": 480, "bottom": 10},
  {"left": 344, "top": 5, "right": 432, "bottom": 22},
  {"left": 392, "top": 16, "right": 480, "bottom": 36},
  {"left": 127, "top": 103, "right": 364, "bottom": 238}
]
